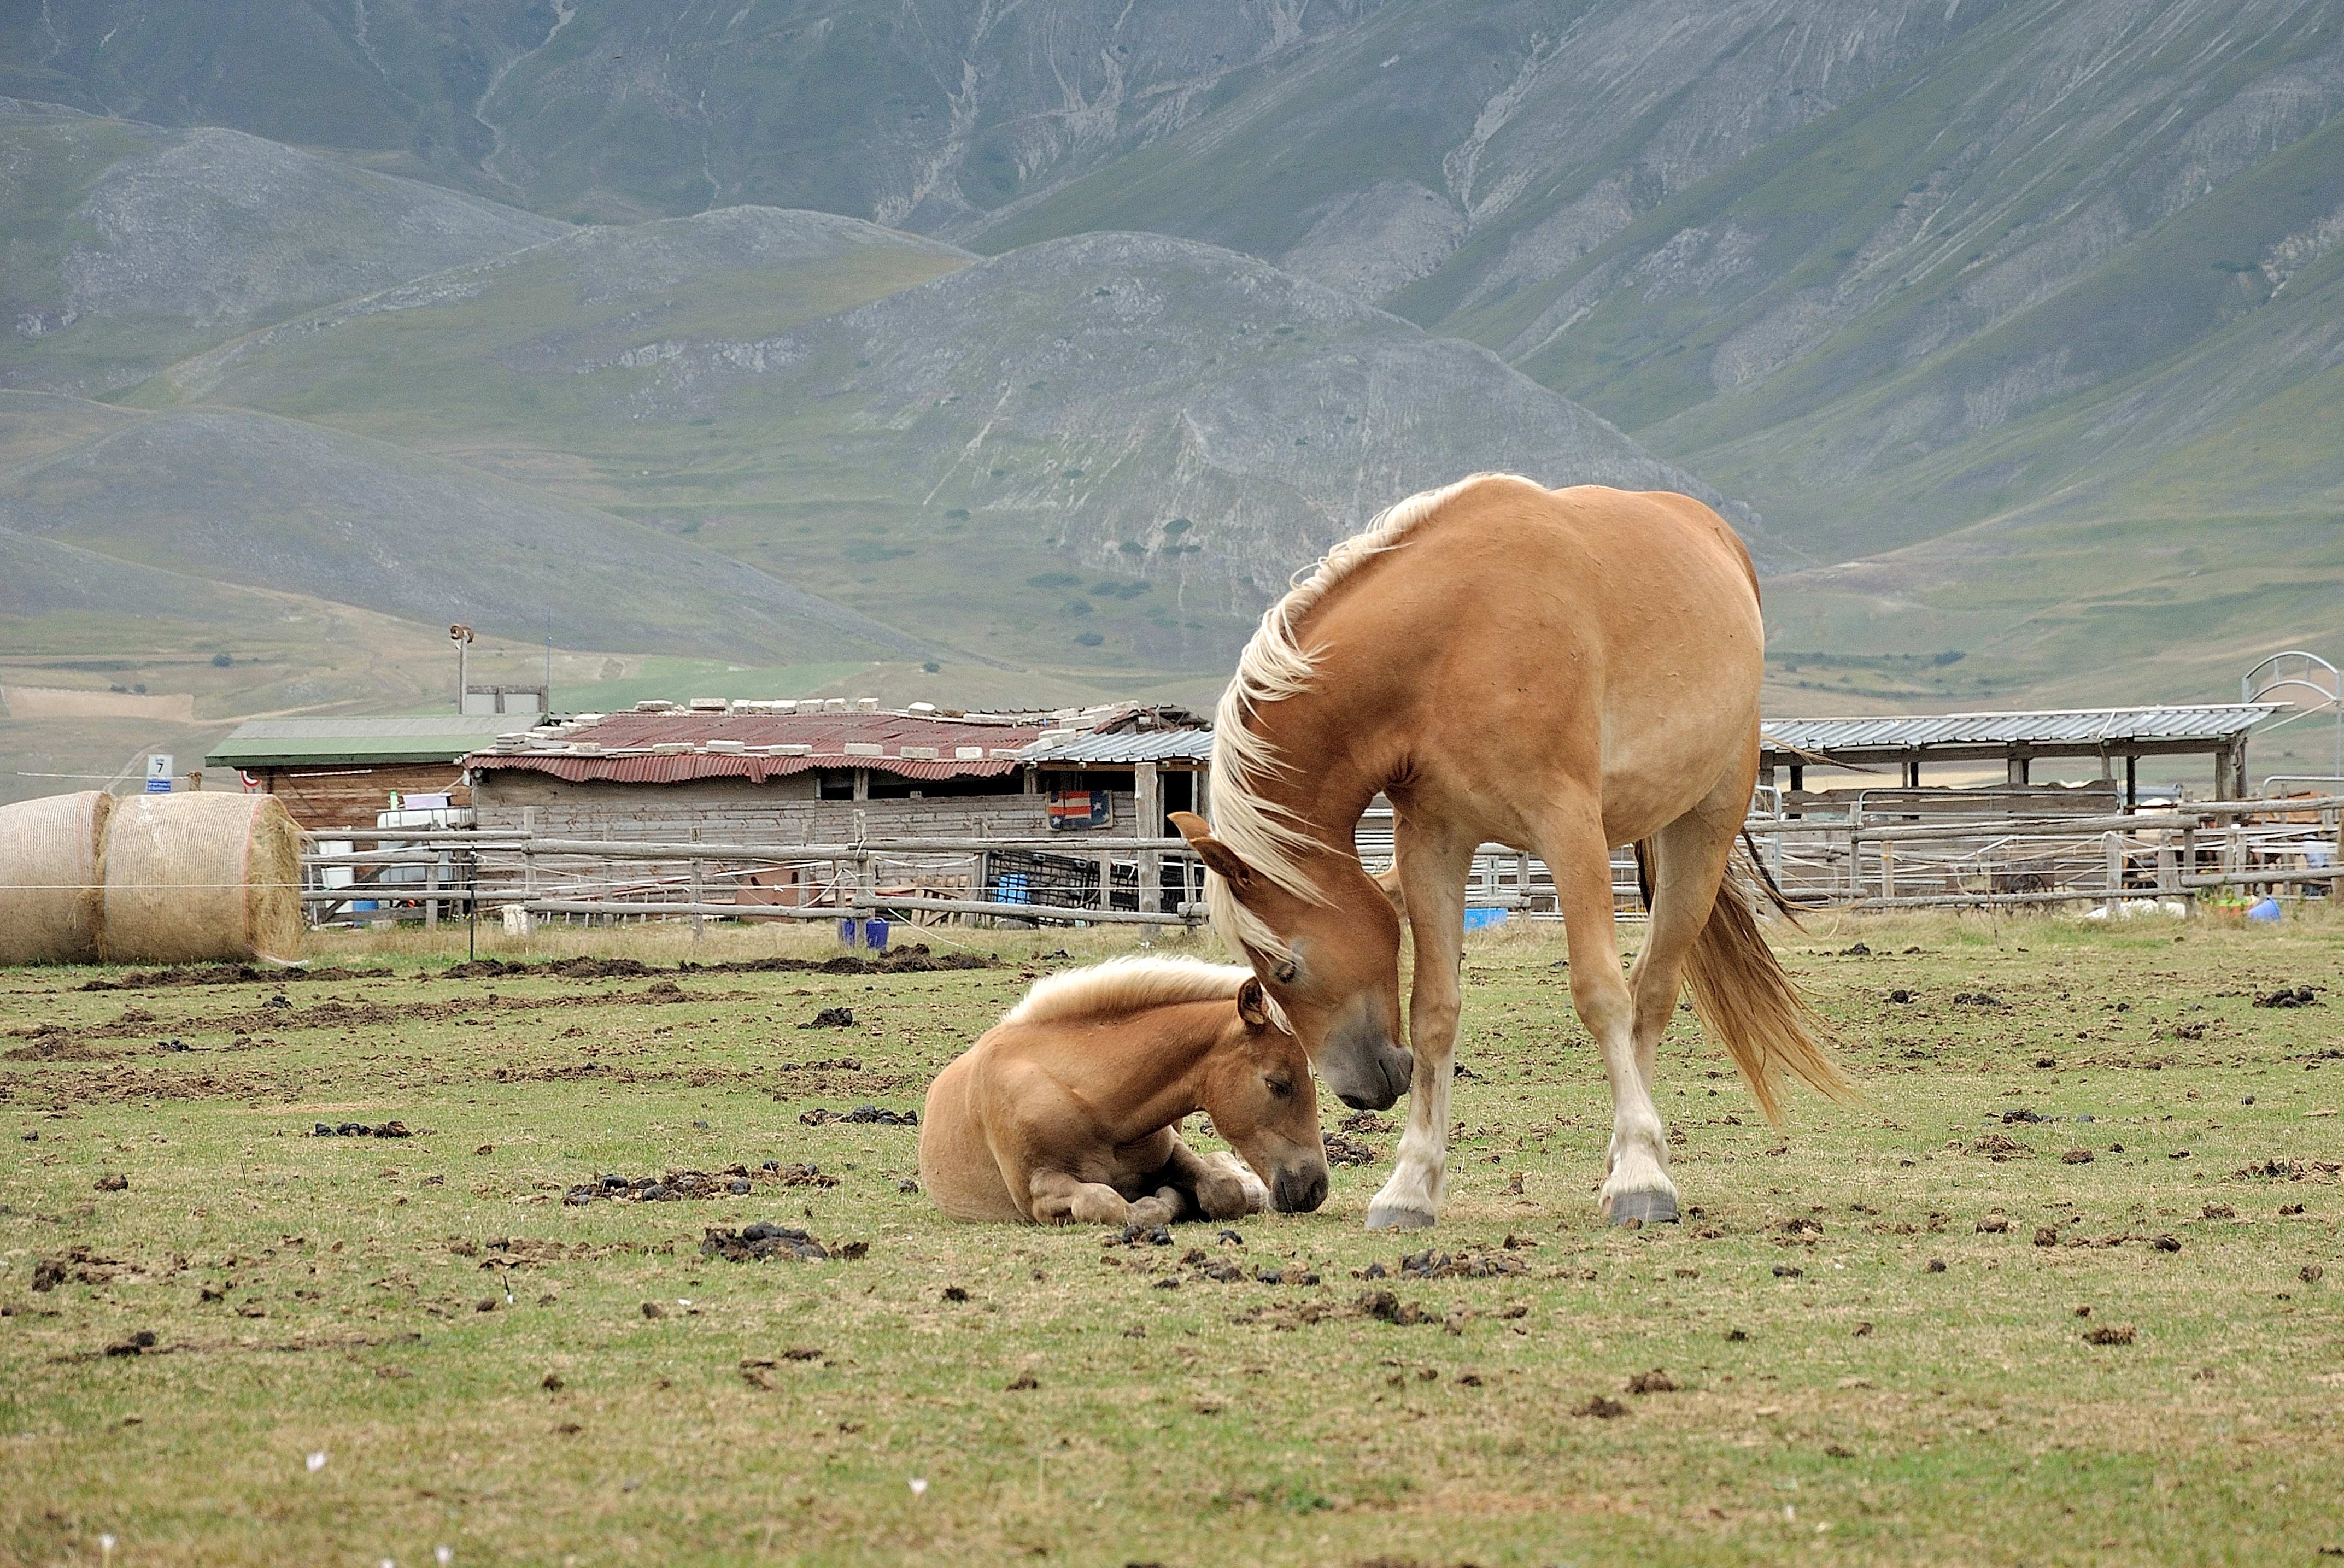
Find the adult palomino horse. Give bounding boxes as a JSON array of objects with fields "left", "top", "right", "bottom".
[
  {"left": 1171, "top": 474, "right": 1850, "bottom": 1230},
  {"left": 918, "top": 956, "right": 1329, "bottom": 1225}
]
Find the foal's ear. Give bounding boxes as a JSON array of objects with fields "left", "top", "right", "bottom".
[
  {"left": 1169, "top": 809, "right": 1253, "bottom": 889},
  {"left": 1236, "top": 977, "right": 1271, "bottom": 1029}
]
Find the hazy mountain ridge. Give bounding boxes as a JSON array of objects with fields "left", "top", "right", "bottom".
[
  {"left": 128, "top": 219, "right": 1753, "bottom": 672},
  {"left": 0, "top": 97, "right": 567, "bottom": 396},
  {"left": 2, "top": 3, "right": 2336, "bottom": 731}
]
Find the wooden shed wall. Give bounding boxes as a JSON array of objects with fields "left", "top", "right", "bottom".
[
  {"left": 259, "top": 764, "right": 471, "bottom": 830},
  {"left": 470, "top": 772, "right": 1129, "bottom": 842}
]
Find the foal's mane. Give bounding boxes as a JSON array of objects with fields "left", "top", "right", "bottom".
[
  {"left": 1206, "top": 472, "right": 1543, "bottom": 955},
  {"left": 999, "top": 956, "right": 1250, "bottom": 1028}
]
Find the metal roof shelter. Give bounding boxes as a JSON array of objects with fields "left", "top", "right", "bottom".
[
  {"left": 207, "top": 715, "right": 523, "bottom": 768},
  {"left": 466, "top": 709, "right": 1048, "bottom": 785},
  {"left": 1760, "top": 704, "right": 2281, "bottom": 802},
  {"left": 1024, "top": 729, "right": 1216, "bottom": 767}
]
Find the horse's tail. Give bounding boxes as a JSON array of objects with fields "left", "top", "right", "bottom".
[{"left": 1672, "top": 838, "right": 1854, "bottom": 1125}]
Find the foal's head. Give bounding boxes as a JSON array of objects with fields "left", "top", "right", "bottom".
[
  {"left": 1172, "top": 811, "right": 1413, "bottom": 1112},
  {"left": 1203, "top": 978, "right": 1329, "bottom": 1213}
]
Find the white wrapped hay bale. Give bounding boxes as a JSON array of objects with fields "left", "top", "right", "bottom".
[
  {"left": 0, "top": 790, "right": 115, "bottom": 964},
  {"left": 99, "top": 794, "right": 304, "bottom": 964}
]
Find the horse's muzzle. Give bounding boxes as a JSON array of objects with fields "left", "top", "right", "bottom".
[
  {"left": 1329, "top": 1040, "right": 1415, "bottom": 1111},
  {"left": 1272, "top": 1165, "right": 1329, "bottom": 1213}
]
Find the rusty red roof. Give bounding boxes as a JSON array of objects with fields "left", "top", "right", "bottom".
[{"left": 464, "top": 710, "right": 1050, "bottom": 785}]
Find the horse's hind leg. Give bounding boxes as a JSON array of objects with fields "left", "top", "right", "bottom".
[
  {"left": 1620, "top": 776, "right": 1748, "bottom": 1222},
  {"left": 1532, "top": 796, "right": 1676, "bottom": 1225}
]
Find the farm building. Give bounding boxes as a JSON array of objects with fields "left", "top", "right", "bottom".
[
  {"left": 464, "top": 701, "right": 1211, "bottom": 839},
  {"left": 204, "top": 715, "right": 518, "bottom": 829},
  {"left": 1759, "top": 704, "right": 2281, "bottom": 811},
  {"left": 458, "top": 701, "right": 1212, "bottom": 917}
]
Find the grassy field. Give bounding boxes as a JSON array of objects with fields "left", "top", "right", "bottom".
[{"left": 3, "top": 913, "right": 2340, "bottom": 1566}]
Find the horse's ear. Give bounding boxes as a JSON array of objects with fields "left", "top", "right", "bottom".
[
  {"left": 1373, "top": 862, "right": 1409, "bottom": 924},
  {"left": 1236, "top": 977, "right": 1271, "bottom": 1029},
  {"left": 1169, "top": 809, "right": 1253, "bottom": 889}
]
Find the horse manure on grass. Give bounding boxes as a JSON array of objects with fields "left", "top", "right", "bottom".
[{"left": 798, "top": 1104, "right": 916, "bottom": 1126}]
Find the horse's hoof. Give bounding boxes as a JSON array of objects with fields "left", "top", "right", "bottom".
[
  {"left": 1606, "top": 1190, "right": 1679, "bottom": 1226},
  {"left": 1365, "top": 1203, "right": 1437, "bottom": 1231}
]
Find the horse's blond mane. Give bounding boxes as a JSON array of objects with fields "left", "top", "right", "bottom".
[
  {"left": 999, "top": 955, "right": 1251, "bottom": 1029},
  {"left": 1205, "top": 472, "right": 1543, "bottom": 956}
]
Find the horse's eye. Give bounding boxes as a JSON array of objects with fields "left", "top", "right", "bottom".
[
  {"left": 1271, "top": 959, "right": 1298, "bottom": 985},
  {"left": 1265, "top": 1076, "right": 1293, "bottom": 1100}
]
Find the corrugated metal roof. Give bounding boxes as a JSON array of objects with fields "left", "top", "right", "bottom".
[
  {"left": 1762, "top": 705, "right": 2279, "bottom": 754},
  {"left": 208, "top": 714, "right": 521, "bottom": 767},
  {"left": 465, "top": 709, "right": 1051, "bottom": 784},
  {"left": 1025, "top": 729, "right": 1216, "bottom": 765}
]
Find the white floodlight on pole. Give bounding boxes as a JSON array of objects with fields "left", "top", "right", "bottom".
[{"left": 450, "top": 623, "right": 474, "bottom": 713}]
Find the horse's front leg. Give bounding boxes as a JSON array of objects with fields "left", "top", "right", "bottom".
[
  {"left": 1157, "top": 1134, "right": 1259, "bottom": 1220},
  {"left": 1026, "top": 1169, "right": 1135, "bottom": 1226},
  {"left": 1366, "top": 831, "right": 1473, "bottom": 1231}
]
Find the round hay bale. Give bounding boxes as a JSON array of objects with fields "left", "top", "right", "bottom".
[
  {"left": 101, "top": 794, "right": 304, "bottom": 964},
  {"left": 0, "top": 790, "right": 114, "bottom": 964}
]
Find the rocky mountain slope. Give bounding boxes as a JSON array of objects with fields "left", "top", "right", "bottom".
[
  {"left": 5, "top": 2, "right": 2337, "bottom": 731},
  {"left": 133, "top": 222, "right": 1748, "bottom": 671},
  {"left": 0, "top": 97, "right": 565, "bottom": 396}
]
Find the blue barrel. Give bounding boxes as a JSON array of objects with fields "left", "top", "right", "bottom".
[
  {"left": 837, "top": 917, "right": 860, "bottom": 948},
  {"left": 1461, "top": 907, "right": 1508, "bottom": 932},
  {"left": 862, "top": 918, "right": 890, "bottom": 952}
]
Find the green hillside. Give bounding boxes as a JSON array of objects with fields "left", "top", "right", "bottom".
[
  {"left": 2, "top": 0, "right": 2338, "bottom": 754},
  {"left": 131, "top": 228, "right": 1742, "bottom": 672}
]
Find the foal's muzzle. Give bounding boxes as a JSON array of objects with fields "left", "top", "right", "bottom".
[{"left": 1271, "top": 1165, "right": 1329, "bottom": 1213}]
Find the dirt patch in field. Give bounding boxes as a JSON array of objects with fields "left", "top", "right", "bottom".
[
  {"left": 433, "top": 945, "right": 994, "bottom": 982},
  {"left": 3, "top": 1030, "right": 124, "bottom": 1063},
  {"left": 79, "top": 965, "right": 390, "bottom": 991},
  {"left": 0, "top": 1065, "right": 291, "bottom": 1105}
]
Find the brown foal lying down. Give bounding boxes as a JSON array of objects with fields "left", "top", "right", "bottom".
[{"left": 918, "top": 957, "right": 1331, "bottom": 1226}]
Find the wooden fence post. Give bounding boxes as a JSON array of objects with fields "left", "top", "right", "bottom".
[
  {"left": 689, "top": 851, "right": 704, "bottom": 947},
  {"left": 1135, "top": 762, "right": 1162, "bottom": 915},
  {"left": 2180, "top": 822, "right": 2198, "bottom": 917}
]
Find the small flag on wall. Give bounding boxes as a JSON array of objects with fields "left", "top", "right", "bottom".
[{"left": 1047, "top": 790, "right": 1111, "bottom": 830}]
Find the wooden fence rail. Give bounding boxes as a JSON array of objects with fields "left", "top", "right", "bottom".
[{"left": 297, "top": 795, "right": 2340, "bottom": 931}]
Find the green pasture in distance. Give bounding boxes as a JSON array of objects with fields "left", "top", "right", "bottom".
[
  {"left": 3, "top": 914, "right": 2340, "bottom": 1565},
  {"left": 548, "top": 661, "right": 873, "bottom": 713}
]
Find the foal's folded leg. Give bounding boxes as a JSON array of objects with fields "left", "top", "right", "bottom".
[
  {"left": 1126, "top": 1186, "right": 1186, "bottom": 1228},
  {"left": 1026, "top": 1170, "right": 1134, "bottom": 1226},
  {"left": 1159, "top": 1135, "right": 1261, "bottom": 1220}
]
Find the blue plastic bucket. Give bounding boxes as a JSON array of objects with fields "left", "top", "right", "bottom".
[
  {"left": 837, "top": 917, "right": 860, "bottom": 948},
  {"left": 2247, "top": 897, "right": 2283, "bottom": 923},
  {"left": 862, "top": 918, "right": 890, "bottom": 952}
]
